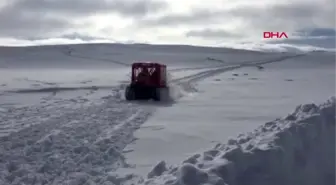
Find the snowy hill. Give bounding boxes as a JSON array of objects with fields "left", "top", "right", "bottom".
[
  {"left": 0, "top": 43, "right": 334, "bottom": 185},
  {"left": 0, "top": 43, "right": 283, "bottom": 69}
]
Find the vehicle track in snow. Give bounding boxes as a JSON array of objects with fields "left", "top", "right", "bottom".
[
  {"left": 0, "top": 47, "right": 224, "bottom": 138},
  {"left": 171, "top": 54, "right": 305, "bottom": 90},
  {"left": 0, "top": 53, "right": 305, "bottom": 185},
  {"left": 0, "top": 53, "right": 304, "bottom": 138},
  {"left": 63, "top": 49, "right": 227, "bottom": 72},
  {"left": 0, "top": 90, "right": 153, "bottom": 184}
]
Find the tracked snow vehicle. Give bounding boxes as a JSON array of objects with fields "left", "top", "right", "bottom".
[{"left": 125, "top": 62, "right": 169, "bottom": 101}]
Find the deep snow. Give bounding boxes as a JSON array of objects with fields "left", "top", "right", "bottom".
[
  {"left": 141, "top": 97, "right": 335, "bottom": 185},
  {"left": 0, "top": 43, "right": 334, "bottom": 185}
]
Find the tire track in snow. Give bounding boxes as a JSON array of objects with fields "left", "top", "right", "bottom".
[
  {"left": 62, "top": 48, "right": 231, "bottom": 72},
  {"left": 65, "top": 51, "right": 131, "bottom": 67},
  {"left": 0, "top": 85, "right": 122, "bottom": 137},
  {"left": 0, "top": 92, "right": 153, "bottom": 184},
  {"left": 4, "top": 85, "right": 117, "bottom": 94},
  {"left": 169, "top": 54, "right": 305, "bottom": 95}
]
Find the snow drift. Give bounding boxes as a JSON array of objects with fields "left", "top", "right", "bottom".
[{"left": 143, "top": 97, "right": 336, "bottom": 185}]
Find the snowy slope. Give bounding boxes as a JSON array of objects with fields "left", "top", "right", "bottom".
[
  {"left": 0, "top": 43, "right": 334, "bottom": 185},
  {"left": 0, "top": 44, "right": 283, "bottom": 69}
]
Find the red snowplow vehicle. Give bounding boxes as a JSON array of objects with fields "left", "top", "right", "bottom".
[{"left": 125, "top": 62, "right": 169, "bottom": 101}]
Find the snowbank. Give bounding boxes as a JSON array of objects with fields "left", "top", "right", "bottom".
[{"left": 143, "top": 97, "right": 335, "bottom": 185}]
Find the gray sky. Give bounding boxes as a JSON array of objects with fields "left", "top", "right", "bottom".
[{"left": 0, "top": 0, "right": 334, "bottom": 50}]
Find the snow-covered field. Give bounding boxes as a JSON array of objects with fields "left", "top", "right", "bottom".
[
  {"left": 122, "top": 53, "right": 335, "bottom": 177},
  {"left": 0, "top": 43, "right": 334, "bottom": 185}
]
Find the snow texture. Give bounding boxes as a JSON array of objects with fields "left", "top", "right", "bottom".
[
  {"left": 0, "top": 44, "right": 283, "bottom": 185},
  {"left": 0, "top": 93, "right": 153, "bottom": 185},
  {"left": 0, "top": 44, "right": 333, "bottom": 185},
  {"left": 143, "top": 97, "right": 336, "bottom": 185}
]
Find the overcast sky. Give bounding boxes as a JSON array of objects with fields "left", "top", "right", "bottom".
[{"left": 0, "top": 0, "right": 335, "bottom": 50}]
